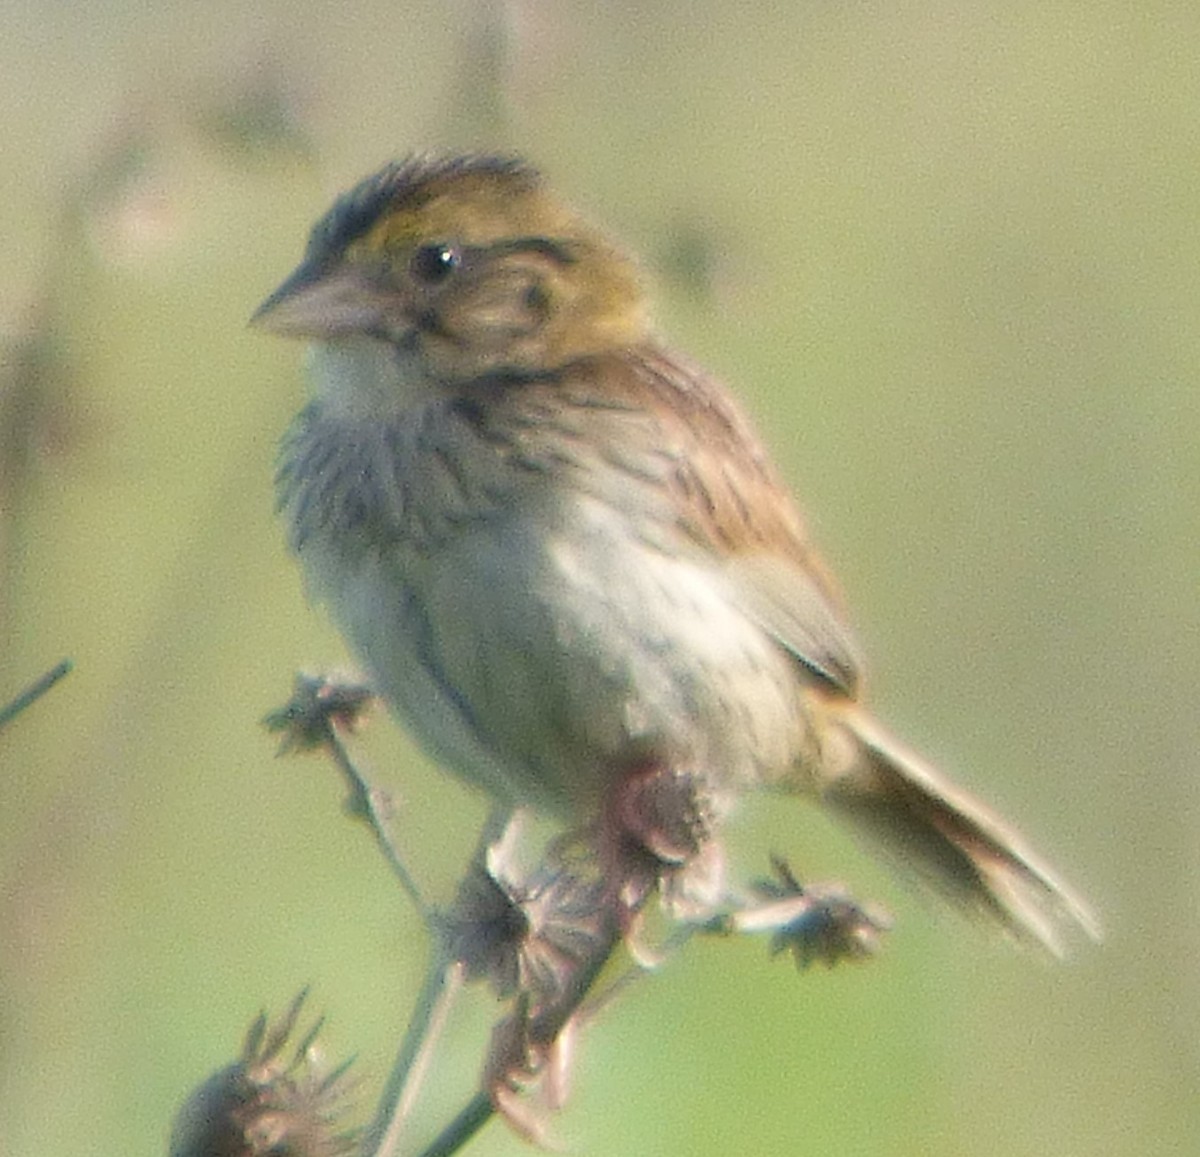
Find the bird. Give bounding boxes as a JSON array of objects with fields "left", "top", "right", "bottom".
[{"left": 253, "top": 153, "right": 1099, "bottom": 956}]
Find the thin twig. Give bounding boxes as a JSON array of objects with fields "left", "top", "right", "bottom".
[
  {"left": 528, "top": 915, "right": 622, "bottom": 1045},
  {"left": 321, "top": 724, "right": 429, "bottom": 919},
  {"left": 363, "top": 953, "right": 465, "bottom": 1157},
  {"left": 416, "top": 1091, "right": 494, "bottom": 1157},
  {"left": 574, "top": 922, "right": 698, "bottom": 1024},
  {"left": 265, "top": 675, "right": 430, "bottom": 919},
  {"left": 416, "top": 899, "right": 626, "bottom": 1157},
  {"left": 353, "top": 800, "right": 515, "bottom": 1156},
  {"left": 0, "top": 658, "right": 72, "bottom": 731}
]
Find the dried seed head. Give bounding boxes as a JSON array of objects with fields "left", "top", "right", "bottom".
[
  {"left": 170, "top": 991, "right": 357, "bottom": 1157},
  {"left": 440, "top": 820, "right": 613, "bottom": 1006},
  {"left": 263, "top": 672, "right": 375, "bottom": 755},
  {"left": 734, "top": 857, "right": 892, "bottom": 969}
]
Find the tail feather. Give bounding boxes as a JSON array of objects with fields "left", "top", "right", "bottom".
[{"left": 817, "top": 707, "right": 1101, "bottom": 957}]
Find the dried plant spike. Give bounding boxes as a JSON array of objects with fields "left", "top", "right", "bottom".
[
  {"left": 730, "top": 857, "right": 892, "bottom": 969},
  {"left": 263, "top": 672, "right": 375, "bottom": 755},
  {"left": 170, "top": 992, "right": 357, "bottom": 1157}
]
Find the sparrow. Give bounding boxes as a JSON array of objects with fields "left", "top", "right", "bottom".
[{"left": 253, "top": 154, "right": 1099, "bottom": 955}]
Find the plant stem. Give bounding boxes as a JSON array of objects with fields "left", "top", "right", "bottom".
[
  {"left": 363, "top": 953, "right": 465, "bottom": 1157},
  {"left": 0, "top": 658, "right": 71, "bottom": 730},
  {"left": 415, "top": 899, "right": 626, "bottom": 1157},
  {"left": 322, "top": 722, "right": 429, "bottom": 919},
  {"left": 415, "top": 1092, "right": 494, "bottom": 1157}
]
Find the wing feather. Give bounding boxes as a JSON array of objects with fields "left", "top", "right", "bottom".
[{"left": 480, "top": 346, "right": 864, "bottom": 695}]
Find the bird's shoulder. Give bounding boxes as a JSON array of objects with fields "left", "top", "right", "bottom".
[{"left": 467, "top": 346, "right": 864, "bottom": 693}]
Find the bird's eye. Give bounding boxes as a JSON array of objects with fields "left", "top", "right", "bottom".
[{"left": 410, "top": 244, "right": 462, "bottom": 284}]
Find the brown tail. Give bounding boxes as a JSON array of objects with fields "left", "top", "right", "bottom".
[{"left": 814, "top": 705, "right": 1101, "bottom": 956}]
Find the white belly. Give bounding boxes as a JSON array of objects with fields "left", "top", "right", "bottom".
[{"left": 299, "top": 493, "right": 806, "bottom": 818}]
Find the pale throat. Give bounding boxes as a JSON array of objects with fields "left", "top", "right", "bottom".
[{"left": 304, "top": 335, "right": 440, "bottom": 420}]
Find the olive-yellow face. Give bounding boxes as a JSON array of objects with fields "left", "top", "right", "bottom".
[{"left": 252, "top": 155, "right": 650, "bottom": 382}]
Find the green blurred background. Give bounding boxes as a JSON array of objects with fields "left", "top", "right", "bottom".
[{"left": 1, "top": 2, "right": 1196, "bottom": 1154}]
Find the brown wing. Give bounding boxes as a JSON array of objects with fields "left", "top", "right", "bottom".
[{"left": 471, "top": 345, "right": 865, "bottom": 695}]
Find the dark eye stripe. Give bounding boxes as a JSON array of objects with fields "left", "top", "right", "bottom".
[
  {"left": 407, "top": 236, "right": 575, "bottom": 296},
  {"left": 491, "top": 237, "right": 577, "bottom": 265}
]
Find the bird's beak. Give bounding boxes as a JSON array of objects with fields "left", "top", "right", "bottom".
[{"left": 250, "top": 260, "right": 394, "bottom": 339}]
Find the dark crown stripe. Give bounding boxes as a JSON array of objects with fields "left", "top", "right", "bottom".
[{"left": 305, "top": 154, "right": 539, "bottom": 263}]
